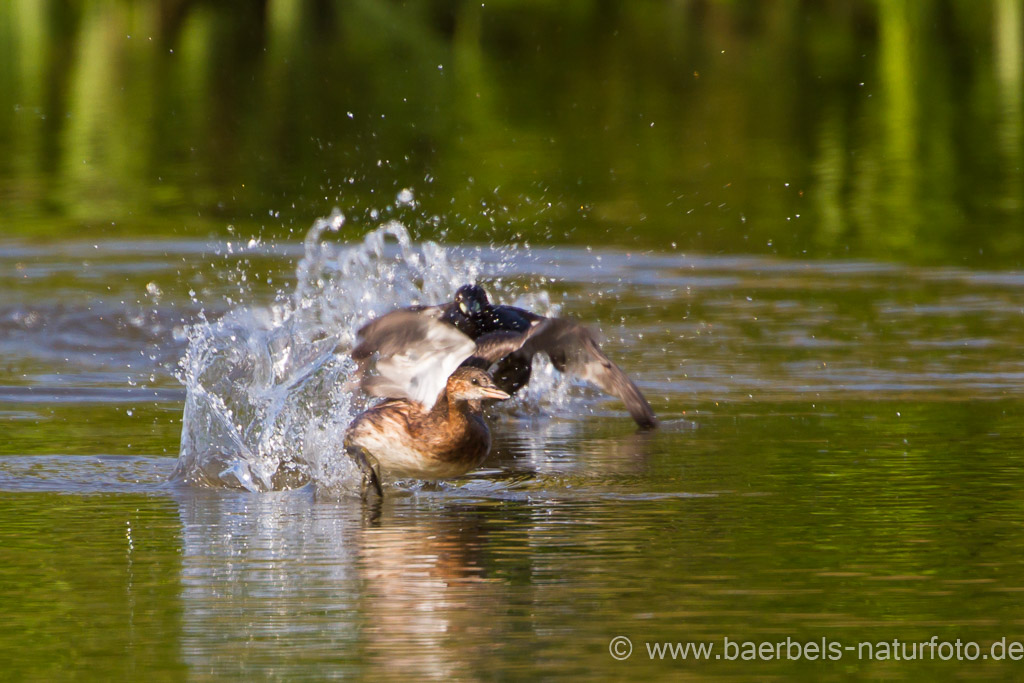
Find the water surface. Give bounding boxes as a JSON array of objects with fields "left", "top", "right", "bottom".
[
  {"left": 4, "top": 231, "right": 1024, "bottom": 680},
  {"left": 5, "top": 1, "right": 1024, "bottom": 678}
]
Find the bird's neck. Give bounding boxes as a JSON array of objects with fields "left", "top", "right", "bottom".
[
  {"left": 432, "top": 392, "right": 481, "bottom": 425},
  {"left": 426, "top": 391, "right": 489, "bottom": 455}
]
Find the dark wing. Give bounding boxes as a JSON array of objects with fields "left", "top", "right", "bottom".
[
  {"left": 523, "top": 318, "right": 657, "bottom": 428},
  {"left": 351, "top": 308, "right": 543, "bottom": 407},
  {"left": 352, "top": 309, "right": 476, "bottom": 407},
  {"left": 485, "top": 305, "right": 543, "bottom": 333},
  {"left": 472, "top": 321, "right": 547, "bottom": 365}
]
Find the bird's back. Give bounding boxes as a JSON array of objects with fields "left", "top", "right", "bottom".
[{"left": 440, "top": 303, "right": 538, "bottom": 337}]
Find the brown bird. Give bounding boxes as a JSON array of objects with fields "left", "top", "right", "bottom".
[
  {"left": 344, "top": 366, "right": 511, "bottom": 497},
  {"left": 351, "top": 284, "right": 657, "bottom": 428},
  {"left": 345, "top": 314, "right": 541, "bottom": 497}
]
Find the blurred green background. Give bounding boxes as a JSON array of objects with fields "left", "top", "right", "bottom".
[{"left": 1, "top": 0, "right": 1022, "bottom": 265}]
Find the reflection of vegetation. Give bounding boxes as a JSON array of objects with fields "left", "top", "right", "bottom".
[
  {"left": 0, "top": 494, "right": 184, "bottom": 680},
  {"left": 0, "top": 1, "right": 1021, "bottom": 265},
  {"left": 0, "top": 402, "right": 182, "bottom": 456}
]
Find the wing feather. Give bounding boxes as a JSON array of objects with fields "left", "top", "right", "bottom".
[
  {"left": 472, "top": 320, "right": 547, "bottom": 365},
  {"left": 524, "top": 318, "right": 656, "bottom": 428},
  {"left": 353, "top": 309, "right": 475, "bottom": 407}
]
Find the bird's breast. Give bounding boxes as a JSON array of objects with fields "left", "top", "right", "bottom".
[{"left": 345, "top": 403, "right": 492, "bottom": 480}]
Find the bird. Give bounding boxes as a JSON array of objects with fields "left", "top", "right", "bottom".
[
  {"left": 350, "top": 284, "right": 657, "bottom": 428},
  {"left": 345, "top": 367, "right": 512, "bottom": 497},
  {"left": 344, "top": 314, "right": 543, "bottom": 497}
]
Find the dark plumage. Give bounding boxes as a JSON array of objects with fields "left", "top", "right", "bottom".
[
  {"left": 344, "top": 366, "right": 511, "bottom": 497},
  {"left": 353, "top": 284, "right": 657, "bottom": 428}
]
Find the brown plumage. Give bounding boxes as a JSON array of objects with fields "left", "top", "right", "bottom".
[{"left": 344, "top": 366, "right": 510, "bottom": 496}]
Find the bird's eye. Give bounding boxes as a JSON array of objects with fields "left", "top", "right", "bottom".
[{"left": 471, "top": 378, "right": 480, "bottom": 386}]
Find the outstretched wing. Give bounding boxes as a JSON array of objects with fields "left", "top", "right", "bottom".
[
  {"left": 523, "top": 318, "right": 657, "bottom": 428},
  {"left": 353, "top": 309, "right": 476, "bottom": 407},
  {"left": 351, "top": 305, "right": 447, "bottom": 360},
  {"left": 472, "top": 321, "right": 548, "bottom": 364}
]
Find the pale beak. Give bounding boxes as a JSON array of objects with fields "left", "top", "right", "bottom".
[{"left": 478, "top": 386, "right": 510, "bottom": 400}]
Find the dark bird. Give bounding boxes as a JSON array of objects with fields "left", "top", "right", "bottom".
[{"left": 351, "top": 284, "right": 657, "bottom": 428}]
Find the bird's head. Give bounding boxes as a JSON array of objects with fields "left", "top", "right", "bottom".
[
  {"left": 454, "top": 284, "right": 489, "bottom": 318},
  {"left": 447, "top": 367, "right": 510, "bottom": 401}
]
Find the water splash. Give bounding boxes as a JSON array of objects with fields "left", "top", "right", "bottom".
[{"left": 171, "top": 210, "right": 549, "bottom": 495}]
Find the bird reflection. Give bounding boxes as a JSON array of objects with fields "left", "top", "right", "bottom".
[
  {"left": 355, "top": 508, "right": 508, "bottom": 680},
  {"left": 171, "top": 486, "right": 508, "bottom": 680},
  {"left": 167, "top": 409, "right": 663, "bottom": 678}
]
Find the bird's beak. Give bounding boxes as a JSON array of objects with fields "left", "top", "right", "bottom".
[{"left": 478, "top": 386, "right": 510, "bottom": 400}]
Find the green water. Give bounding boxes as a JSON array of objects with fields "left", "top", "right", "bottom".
[
  {"left": 4, "top": 1, "right": 1024, "bottom": 681},
  {"left": 5, "top": 400, "right": 1024, "bottom": 679}
]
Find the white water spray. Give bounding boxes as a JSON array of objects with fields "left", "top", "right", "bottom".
[{"left": 171, "top": 211, "right": 562, "bottom": 494}]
